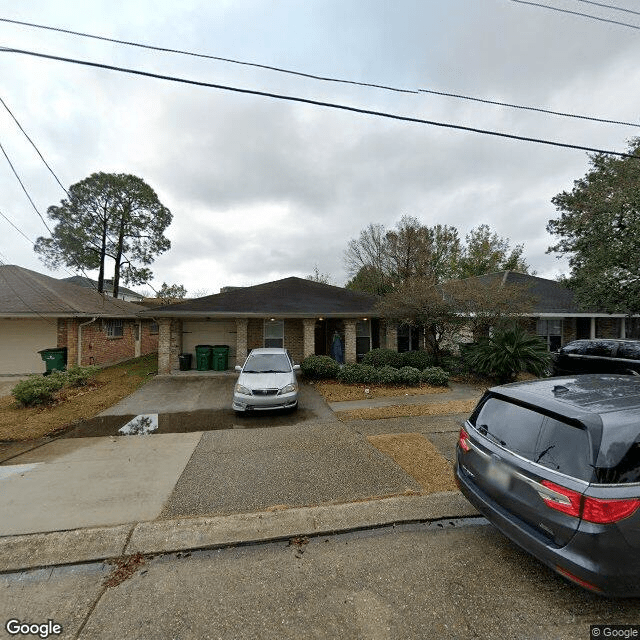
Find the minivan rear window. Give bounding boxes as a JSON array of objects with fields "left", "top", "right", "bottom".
[
  {"left": 471, "top": 398, "right": 544, "bottom": 460},
  {"left": 534, "top": 417, "right": 592, "bottom": 481}
]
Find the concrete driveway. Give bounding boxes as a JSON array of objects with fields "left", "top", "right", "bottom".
[{"left": 62, "top": 375, "right": 336, "bottom": 438}]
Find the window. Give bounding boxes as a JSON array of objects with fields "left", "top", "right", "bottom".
[
  {"left": 561, "top": 341, "right": 588, "bottom": 355},
  {"left": 105, "top": 319, "right": 124, "bottom": 338},
  {"left": 264, "top": 320, "right": 284, "bottom": 348},
  {"left": 535, "top": 417, "right": 592, "bottom": 481},
  {"left": 471, "top": 397, "right": 544, "bottom": 461},
  {"left": 356, "top": 320, "right": 371, "bottom": 361},
  {"left": 149, "top": 322, "right": 159, "bottom": 335},
  {"left": 618, "top": 341, "right": 640, "bottom": 360},
  {"left": 585, "top": 340, "right": 617, "bottom": 357},
  {"left": 397, "top": 324, "right": 419, "bottom": 352},
  {"left": 537, "top": 318, "right": 563, "bottom": 351}
]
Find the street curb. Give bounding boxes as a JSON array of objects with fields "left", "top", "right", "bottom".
[{"left": 0, "top": 492, "right": 479, "bottom": 573}]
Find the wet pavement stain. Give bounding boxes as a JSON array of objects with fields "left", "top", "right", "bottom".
[{"left": 60, "top": 408, "right": 319, "bottom": 438}]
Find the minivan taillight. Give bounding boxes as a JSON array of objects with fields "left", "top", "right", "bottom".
[
  {"left": 458, "top": 428, "right": 470, "bottom": 453},
  {"left": 541, "top": 480, "right": 640, "bottom": 524},
  {"left": 540, "top": 480, "right": 581, "bottom": 518},
  {"left": 582, "top": 496, "right": 640, "bottom": 524}
]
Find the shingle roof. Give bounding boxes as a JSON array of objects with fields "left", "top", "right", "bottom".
[
  {"left": 144, "top": 277, "right": 379, "bottom": 317},
  {"left": 466, "top": 271, "right": 581, "bottom": 314},
  {"left": 61, "top": 275, "right": 143, "bottom": 299},
  {"left": 0, "top": 265, "right": 145, "bottom": 317}
]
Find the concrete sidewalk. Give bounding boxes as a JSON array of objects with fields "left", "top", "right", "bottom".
[{"left": 0, "top": 492, "right": 478, "bottom": 573}]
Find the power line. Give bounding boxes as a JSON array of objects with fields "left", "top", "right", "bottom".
[
  {"left": 0, "top": 96, "right": 69, "bottom": 195},
  {"left": 0, "top": 139, "right": 53, "bottom": 233},
  {"left": 0, "top": 46, "right": 637, "bottom": 160},
  {"left": 510, "top": 0, "right": 640, "bottom": 30},
  {"left": 573, "top": 0, "right": 640, "bottom": 17},
  {"left": 0, "top": 206, "right": 35, "bottom": 245},
  {"left": 0, "top": 16, "right": 638, "bottom": 128},
  {"left": 417, "top": 88, "right": 638, "bottom": 127}
]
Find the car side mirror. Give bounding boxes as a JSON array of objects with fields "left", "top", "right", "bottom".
[
  {"left": 235, "top": 365, "right": 242, "bottom": 372},
  {"left": 293, "top": 364, "right": 301, "bottom": 371}
]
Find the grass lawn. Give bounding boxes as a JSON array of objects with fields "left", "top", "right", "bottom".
[
  {"left": 313, "top": 380, "right": 450, "bottom": 403},
  {"left": 0, "top": 353, "right": 158, "bottom": 442}
]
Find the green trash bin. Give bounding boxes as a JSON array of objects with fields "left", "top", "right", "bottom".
[
  {"left": 195, "top": 345, "right": 213, "bottom": 371},
  {"left": 212, "top": 345, "right": 230, "bottom": 371},
  {"left": 38, "top": 347, "right": 67, "bottom": 374}
]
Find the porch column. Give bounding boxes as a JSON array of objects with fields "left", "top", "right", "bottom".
[
  {"left": 235, "top": 318, "right": 248, "bottom": 367},
  {"left": 158, "top": 318, "right": 172, "bottom": 374},
  {"left": 385, "top": 322, "right": 398, "bottom": 351},
  {"left": 303, "top": 318, "right": 316, "bottom": 360},
  {"left": 590, "top": 317, "right": 596, "bottom": 339},
  {"left": 158, "top": 318, "right": 182, "bottom": 374},
  {"left": 344, "top": 319, "right": 357, "bottom": 364},
  {"left": 621, "top": 317, "right": 626, "bottom": 339}
]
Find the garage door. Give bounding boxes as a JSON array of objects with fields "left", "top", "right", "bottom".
[
  {"left": 182, "top": 321, "right": 237, "bottom": 367},
  {"left": 0, "top": 318, "right": 58, "bottom": 375}
]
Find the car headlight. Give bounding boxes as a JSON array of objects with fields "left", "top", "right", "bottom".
[
  {"left": 235, "top": 383, "right": 252, "bottom": 395},
  {"left": 278, "top": 383, "right": 297, "bottom": 395}
]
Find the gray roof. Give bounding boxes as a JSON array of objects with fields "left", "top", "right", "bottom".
[
  {"left": 466, "top": 271, "right": 581, "bottom": 314},
  {"left": 0, "top": 265, "right": 145, "bottom": 317},
  {"left": 61, "top": 275, "right": 143, "bottom": 299},
  {"left": 144, "top": 277, "right": 379, "bottom": 318}
]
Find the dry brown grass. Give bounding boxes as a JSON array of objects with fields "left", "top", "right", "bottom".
[
  {"left": 368, "top": 433, "right": 458, "bottom": 493},
  {"left": 314, "top": 381, "right": 449, "bottom": 403},
  {"left": 337, "top": 398, "right": 479, "bottom": 422},
  {"left": 0, "top": 354, "right": 157, "bottom": 442}
]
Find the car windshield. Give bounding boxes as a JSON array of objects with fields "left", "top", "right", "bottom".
[{"left": 243, "top": 353, "right": 291, "bottom": 373}]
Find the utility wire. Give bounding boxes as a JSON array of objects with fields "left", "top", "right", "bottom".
[
  {"left": 0, "top": 16, "right": 638, "bottom": 128},
  {"left": 0, "top": 139, "right": 53, "bottom": 233},
  {"left": 0, "top": 96, "right": 69, "bottom": 195},
  {"left": 417, "top": 88, "right": 638, "bottom": 127},
  {"left": 510, "top": 0, "right": 640, "bottom": 30},
  {"left": 0, "top": 46, "right": 637, "bottom": 160},
  {"left": 0, "top": 206, "right": 35, "bottom": 245},
  {"left": 0, "top": 94, "right": 144, "bottom": 294},
  {"left": 573, "top": 0, "right": 640, "bottom": 17}
]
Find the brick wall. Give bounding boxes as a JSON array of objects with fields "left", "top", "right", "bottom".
[
  {"left": 247, "top": 319, "right": 263, "bottom": 352},
  {"left": 596, "top": 317, "right": 622, "bottom": 339},
  {"left": 284, "top": 319, "right": 304, "bottom": 364},
  {"left": 60, "top": 318, "right": 159, "bottom": 368}
]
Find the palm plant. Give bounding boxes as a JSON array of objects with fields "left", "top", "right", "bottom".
[{"left": 468, "top": 325, "right": 552, "bottom": 384}]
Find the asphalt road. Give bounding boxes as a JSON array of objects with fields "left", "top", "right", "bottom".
[{"left": 3, "top": 522, "right": 639, "bottom": 640}]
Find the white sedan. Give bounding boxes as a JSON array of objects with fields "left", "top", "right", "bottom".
[{"left": 232, "top": 348, "right": 300, "bottom": 412}]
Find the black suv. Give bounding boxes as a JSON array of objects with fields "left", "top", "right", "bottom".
[
  {"left": 552, "top": 339, "right": 640, "bottom": 376},
  {"left": 455, "top": 375, "right": 640, "bottom": 596}
]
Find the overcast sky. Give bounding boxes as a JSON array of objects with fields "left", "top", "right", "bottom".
[{"left": 1, "top": 0, "right": 639, "bottom": 296}]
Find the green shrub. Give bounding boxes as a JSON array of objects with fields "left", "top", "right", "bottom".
[
  {"left": 421, "top": 366, "right": 449, "bottom": 387},
  {"left": 337, "top": 363, "right": 378, "bottom": 384},
  {"left": 361, "top": 348, "right": 404, "bottom": 369},
  {"left": 400, "top": 350, "right": 434, "bottom": 370},
  {"left": 301, "top": 355, "right": 340, "bottom": 380},
  {"left": 11, "top": 366, "right": 100, "bottom": 407},
  {"left": 12, "top": 375, "right": 62, "bottom": 406},
  {"left": 65, "top": 365, "right": 100, "bottom": 387},
  {"left": 376, "top": 365, "right": 400, "bottom": 385},
  {"left": 395, "top": 366, "right": 422, "bottom": 386},
  {"left": 467, "top": 326, "right": 552, "bottom": 383}
]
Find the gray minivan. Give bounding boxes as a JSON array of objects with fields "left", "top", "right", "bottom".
[{"left": 456, "top": 375, "right": 640, "bottom": 597}]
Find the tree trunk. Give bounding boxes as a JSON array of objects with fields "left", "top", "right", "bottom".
[{"left": 112, "top": 206, "right": 128, "bottom": 298}]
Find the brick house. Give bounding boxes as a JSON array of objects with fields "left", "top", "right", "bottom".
[
  {"left": 145, "top": 277, "right": 395, "bottom": 374},
  {"left": 460, "top": 271, "right": 640, "bottom": 349},
  {"left": 0, "top": 265, "right": 158, "bottom": 374}
]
